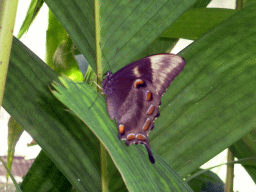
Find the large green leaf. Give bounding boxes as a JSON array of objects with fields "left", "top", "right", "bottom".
[
  {"left": 150, "top": 2, "right": 256, "bottom": 177},
  {"left": 20, "top": 150, "right": 73, "bottom": 191},
  {"left": 44, "top": 0, "right": 198, "bottom": 73},
  {"left": 161, "top": 8, "right": 237, "bottom": 40},
  {"left": 3, "top": 37, "right": 101, "bottom": 192}
]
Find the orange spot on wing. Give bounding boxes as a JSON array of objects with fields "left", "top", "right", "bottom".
[
  {"left": 145, "top": 91, "right": 152, "bottom": 101},
  {"left": 143, "top": 118, "right": 151, "bottom": 131},
  {"left": 136, "top": 134, "right": 146, "bottom": 141},
  {"left": 127, "top": 134, "right": 135, "bottom": 140},
  {"left": 134, "top": 79, "right": 145, "bottom": 88},
  {"left": 119, "top": 125, "right": 125, "bottom": 134},
  {"left": 147, "top": 105, "right": 155, "bottom": 115}
]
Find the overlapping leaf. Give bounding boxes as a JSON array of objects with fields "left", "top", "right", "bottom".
[
  {"left": 4, "top": 38, "right": 101, "bottom": 192},
  {"left": 44, "top": 0, "right": 198, "bottom": 72}
]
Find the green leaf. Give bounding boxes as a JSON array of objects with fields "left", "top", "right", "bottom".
[
  {"left": 243, "top": 0, "right": 256, "bottom": 8},
  {"left": 135, "top": 1, "right": 213, "bottom": 59},
  {"left": 186, "top": 169, "right": 224, "bottom": 191},
  {"left": 151, "top": 2, "right": 256, "bottom": 177},
  {"left": 107, "top": 153, "right": 127, "bottom": 192},
  {"left": 46, "top": 10, "right": 83, "bottom": 81},
  {"left": 44, "top": 0, "right": 198, "bottom": 73},
  {"left": 7, "top": 117, "right": 23, "bottom": 182},
  {"left": 16, "top": 0, "right": 44, "bottom": 39},
  {"left": 135, "top": 37, "right": 179, "bottom": 60},
  {"left": 4, "top": 37, "right": 101, "bottom": 191},
  {"left": 44, "top": 0, "right": 96, "bottom": 72},
  {"left": 51, "top": 36, "right": 83, "bottom": 81},
  {"left": 46, "top": 10, "right": 68, "bottom": 65},
  {"left": 161, "top": 8, "right": 237, "bottom": 40},
  {"left": 20, "top": 150, "right": 73, "bottom": 192}
]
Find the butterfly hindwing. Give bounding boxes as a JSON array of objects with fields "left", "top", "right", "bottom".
[{"left": 103, "top": 53, "right": 186, "bottom": 163}]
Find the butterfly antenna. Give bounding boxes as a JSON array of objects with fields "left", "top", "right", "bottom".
[
  {"left": 93, "top": 81, "right": 103, "bottom": 90},
  {"left": 145, "top": 144, "right": 155, "bottom": 164}
]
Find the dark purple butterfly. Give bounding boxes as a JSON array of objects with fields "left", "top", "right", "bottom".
[{"left": 103, "top": 53, "right": 185, "bottom": 163}]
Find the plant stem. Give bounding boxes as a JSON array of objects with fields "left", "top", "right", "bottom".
[
  {"left": 225, "top": 149, "right": 234, "bottom": 192},
  {"left": 0, "top": 0, "right": 19, "bottom": 106},
  {"left": 95, "top": 0, "right": 108, "bottom": 191}
]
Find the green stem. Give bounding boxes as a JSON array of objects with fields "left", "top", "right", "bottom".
[
  {"left": 94, "top": 0, "right": 108, "bottom": 191},
  {"left": 225, "top": 149, "right": 234, "bottom": 192},
  {"left": 95, "top": 0, "right": 103, "bottom": 82},
  {"left": 0, "top": 0, "right": 19, "bottom": 106}
]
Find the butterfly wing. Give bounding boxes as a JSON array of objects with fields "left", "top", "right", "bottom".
[{"left": 103, "top": 53, "right": 185, "bottom": 163}]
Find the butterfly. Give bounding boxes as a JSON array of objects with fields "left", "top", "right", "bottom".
[{"left": 102, "top": 53, "right": 186, "bottom": 163}]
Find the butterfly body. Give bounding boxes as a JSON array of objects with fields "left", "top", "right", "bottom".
[{"left": 103, "top": 53, "right": 185, "bottom": 163}]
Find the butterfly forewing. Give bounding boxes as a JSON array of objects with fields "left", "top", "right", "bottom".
[{"left": 103, "top": 53, "right": 185, "bottom": 164}]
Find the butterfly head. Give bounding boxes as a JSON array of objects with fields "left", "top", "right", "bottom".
[{"left": 102, "top": 71, "right": 113, "bottom": 92}]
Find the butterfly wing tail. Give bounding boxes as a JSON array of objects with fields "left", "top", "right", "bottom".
[{"left": 145, "top": 144, "right": 155, "bottom": 164}]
